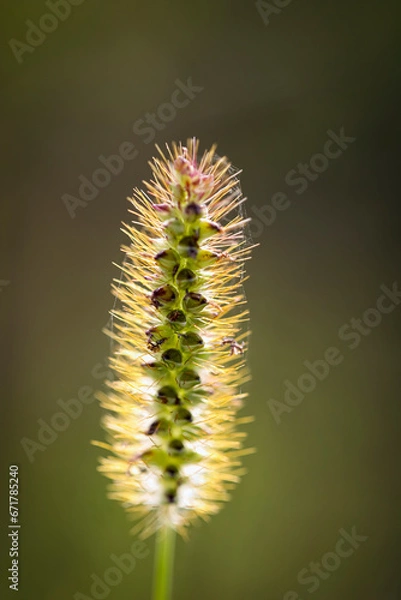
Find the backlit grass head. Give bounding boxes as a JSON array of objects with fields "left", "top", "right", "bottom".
[{"left": 94, "top": 138, "right": 254, "bottom": 539}]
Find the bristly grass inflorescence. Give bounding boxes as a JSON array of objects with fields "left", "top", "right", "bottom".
[{"left": 94, "top": 138, "right": 254, "bottom": 539}]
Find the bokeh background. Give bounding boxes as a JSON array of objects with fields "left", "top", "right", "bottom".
[{"left": 1, "top": 1, "right": 401, "bottom": 599}]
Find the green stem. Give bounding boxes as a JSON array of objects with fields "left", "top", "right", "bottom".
[{"left": 152, "top": 526, "right": 176, "bottom": 600}]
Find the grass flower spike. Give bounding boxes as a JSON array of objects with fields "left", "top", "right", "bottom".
[{"left": 95, "top": 139, "right": 254, "bottom": 550}]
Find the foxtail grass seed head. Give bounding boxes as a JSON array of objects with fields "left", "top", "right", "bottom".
[{"left": 94, "top": 139, "right": 254, "bottom": 539}]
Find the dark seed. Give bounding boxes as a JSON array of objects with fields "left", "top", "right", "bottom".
[
  {"left": 183, "top": 292, "right": 207, "bottom": 310},
  {"left": 147, "top": 419, "right": 168, "bottom": 434},
  {"left": 179, "top": 235, "right": 198, "bottom": 246},
  {"left": 177, "top": 369, "right": 200, "bottom": 389},
  {"left": 154, "top": 248, "right": 180, "bottom": 270},
  {"left": 161, "top": 348, "right": 183, "bottom": 366},
  {"left": 167, "top": 309, "right": 186, "bottom": 324},
  {"left": 176, "top": 268, "right": 197, "bottom": 287},
  {"left": 175, "top": 408, "right": 192, "bottom": 423},
  {"left": 157, "top": 386, "right": 179, "bottom": 405},
  {"left": 146, "top": 420, "right": 160, "bottom": 435},
  {"left": 185, "top": 202, "right": 203, "bottom": 220},
  {"left": 165, "top": 490, "right": 176, "bottom": 503},
  {"left": 180, "top": 332, "right": 203, "bottom": 348},
  {"left": 169, "top": 439, "right": 184, "bottom": 452},
  {"left": 151, "top": 284, "right": 177, "bottom": 308},
  {"left": 165, "top": 464, "right": 178, "bottom": 477}
]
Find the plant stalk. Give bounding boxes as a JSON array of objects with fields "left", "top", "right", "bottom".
[{"left": 152, "top": 526, "right": 176, "bottom": 600}]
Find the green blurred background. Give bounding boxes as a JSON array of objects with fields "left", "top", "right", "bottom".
[{"left": 1, "top": 1, "right": 401, "bottom": 599}]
